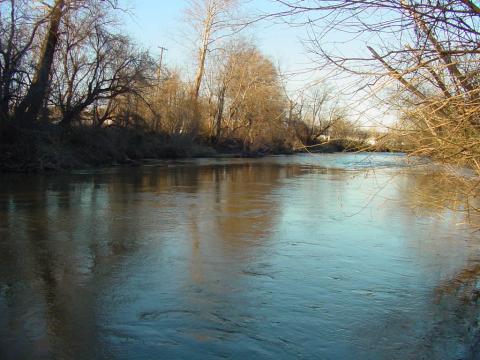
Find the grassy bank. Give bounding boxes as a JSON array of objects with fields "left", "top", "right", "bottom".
[
  {"left": 0, "top": 125, "right": 296, "bottom": 172},
  {"left": 0, "top": 125, "right": 398, "bottom": 173}
]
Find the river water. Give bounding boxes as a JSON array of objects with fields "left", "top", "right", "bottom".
[{"left": 0, "top": 153, "right": 479, "bottom": 359}]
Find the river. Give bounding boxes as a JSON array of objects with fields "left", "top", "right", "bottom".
[{"left": 0, "top": 153, "right": 479, "bottom": 359}]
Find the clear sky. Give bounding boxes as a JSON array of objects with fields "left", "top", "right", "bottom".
[{"left": 119, "top": 1, "right": 395, "bottom": 128}]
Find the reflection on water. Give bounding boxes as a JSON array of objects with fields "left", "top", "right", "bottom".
[{"left": 0, "top": 153, "right": 479, "bottom": 359}]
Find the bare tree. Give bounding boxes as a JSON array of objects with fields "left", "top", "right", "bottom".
[
  {"left": 142, "top": 69, "right": 198, "bottom": 135},
  {"left": 0, "top": 0, "right": 129, "bottom": 127},
  {"left": 273, "top": 1, "right": 480, "bottom": 167},
  {"left": 0, "top": 1, "right": 44, "bottom": 120},
  {"left": 50, "top": 6, "right": 152, "bottom": 127},
  {"left": 291, "top": 87, "right": 345, "bottom": 145},
  {"left": 208, "top": 42, "right": 287, "bottom": 150},
  {"left": 184, "top": 0, "right": 240, "bottom": 100},
  {"left": 204, "top": 41, "right": 243, "bottom": 143}
]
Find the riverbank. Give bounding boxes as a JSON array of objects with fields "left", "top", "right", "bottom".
[
  {"left": 294, "top": 138, "right": 396, "bottom": 154},
  {"left": 0, "top": 125, "right": 392, "bottom": 172}
]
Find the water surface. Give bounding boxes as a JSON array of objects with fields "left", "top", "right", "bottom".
[{"left": 1, "top": 153, "right": 479, "bottom": 359}]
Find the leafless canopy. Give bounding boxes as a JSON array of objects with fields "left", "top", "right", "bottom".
[{"left": 274, "top": 1, "right": 480, "bottom": 175}]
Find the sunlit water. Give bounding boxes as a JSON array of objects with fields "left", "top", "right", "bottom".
[{"left": 1, "top": 153, "right": 479, "bottom": 359}]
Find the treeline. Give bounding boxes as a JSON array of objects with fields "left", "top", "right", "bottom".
[{"left": 0, "top": 0, "right": 370, "bottom": 171}]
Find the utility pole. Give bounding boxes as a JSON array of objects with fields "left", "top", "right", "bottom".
[
  {"left": 158, "top": 46, "right": 167, "bottom": 79},
  {"left": 155, "top": 46, "right": 168, "bottom": 97}
]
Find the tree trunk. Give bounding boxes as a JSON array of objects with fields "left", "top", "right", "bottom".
[
  {"left": 192, "top": 5, "right": 214, "bottom": 101},
  {"left": 214, "top": 85, "right": 226, "bottom": 143},
  {"left": 15, "top": 0, "right": 65, "bottom": 124},
  {"left": 193, "top": 44, "right": 208, "bottom": 100}
]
